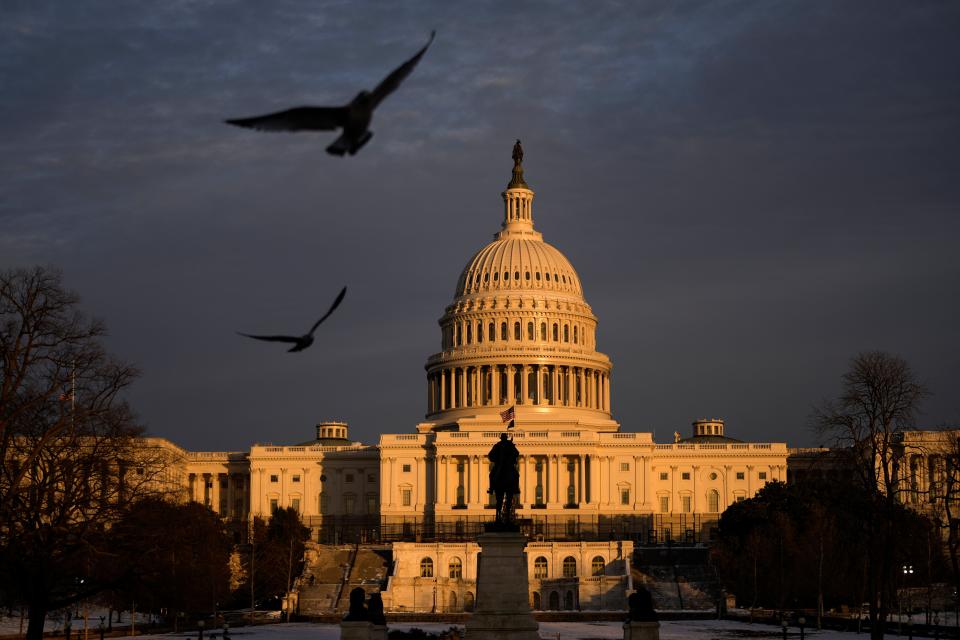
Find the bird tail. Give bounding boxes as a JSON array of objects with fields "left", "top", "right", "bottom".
[
  {"left": 326, "top": 131, "right": 374, "bottom": 157},
  {"left": 326, "top": 134, "right": 350, "bottom": 156}
]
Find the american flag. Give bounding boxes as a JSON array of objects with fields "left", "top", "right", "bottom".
[{"left": 499, "top": 406, "right": 515, "bottom": 425}]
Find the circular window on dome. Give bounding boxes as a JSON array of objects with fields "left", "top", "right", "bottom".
[
  {"left": 514, "top": 271, "right": 520, "bottom": 280},
  {"left": 525, "top": 271, "right": 530, "bottom": 281},
  {"left": 710, "top": 472, "right": 718, "bottom": 480}
]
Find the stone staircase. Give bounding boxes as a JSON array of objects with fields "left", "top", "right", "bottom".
[
  {"left": 631, "top": 546, "right": 719, "bottom": 612},
  {"left": 297, "top": 543, "right": 392, "bottom": 615}
]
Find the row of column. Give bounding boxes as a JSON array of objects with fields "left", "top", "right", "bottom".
[
  {"left": 427, "top": 364, "right": 610, "bottom": 413},
  {"left": 429, "top": 454, "right": 595, "bottom": 509},
  {"left": 188, "top": 472, "right": 249, "bottom": 519}
]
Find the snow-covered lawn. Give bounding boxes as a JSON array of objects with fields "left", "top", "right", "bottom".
[{"left": 90, "top": 619, "right": 889, "bottom": 640}]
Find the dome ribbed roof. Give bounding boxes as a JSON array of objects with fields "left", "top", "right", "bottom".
[{"left": 456, "top": 237, "right": 582, "bottom": 297}]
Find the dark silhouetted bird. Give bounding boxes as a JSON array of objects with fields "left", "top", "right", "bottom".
[
  {"left": 225, "top": 31, "right": 435, "bottom": 156},
  {"left": 238, "top": 287, "right": 346, "bottom": 352}
]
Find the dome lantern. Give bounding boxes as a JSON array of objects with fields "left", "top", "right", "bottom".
[{"left": 500, "top": 140, "right": 536, "bottom": 236}]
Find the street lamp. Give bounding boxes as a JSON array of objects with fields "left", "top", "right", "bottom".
[
  {"left": 781, "top": 618, "right": 788, "bottom": 640},
  {"left": 798, "top": 616, "right": 806, "bottom": 640},
  {"left": 98, "top": 617, "right": 105, "bottom": 640},
  {"left": 197, "top": 619, "right": 205, "bottom": 640}
]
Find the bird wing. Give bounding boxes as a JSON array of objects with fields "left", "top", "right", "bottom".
[
  {"left": 225, "top": 106, "right": 348, "bottom": 132},
  {"left": 237, "top": 332, "right": 301, "bottom": 343},
  {"left": 369, "top": 31, "right": 435, "bottom": 109},
  {"left": 308, "top": 286, "right": 347, "bottom": 335}
]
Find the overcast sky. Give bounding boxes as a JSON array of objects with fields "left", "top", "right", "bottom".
[{"left": 2, "top": 1, "right": 958, "bottom": 451}]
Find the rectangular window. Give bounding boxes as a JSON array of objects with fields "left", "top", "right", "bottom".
[
  {"left": 366, "top": 495, "right": 377, "bottom": 514},
  {"left": 367, "top": 474, "right": 376, "bottom": 483},
  {"left": 270, "top": 474, "right": 278, "bottom": 483},
  {"left": 681, "top": 472, "right": 690, "bottom": 480},
  {"left": 735, "top": 496, "right": 745, "bottom": 503},
  {"left": 402, "top": 464, "right": 412, "bottom": 473},
  {"left": 401, "top": 489, "right": 412, "bottom": 506},
  {"left": 620, "top": 489, "right": 630, "bottom": 505},
  {"left": 345, "top": 473, "right": 354, "bottom": 483},
  {"left": 620, "top": 462, "right": 630, "bottom": 472},
  {"left": 344, "top": 496, "right": 355, "bottom": 514},
  {"left": 270, "top": 498, "right": 278, "bottom": 514},
  {"left": 292, "top": 474, "right": 301, "bottom": 483},
  {"left": 682, "top": 495, "right": 692, "bottom": 513},
  {"left": 736, "top": 472, "right": 745, "bottom": 480},
  {"left": 659, "top": 472, "right": 668, "bottom": 481},
  {"left": 759, "top": 472, "right": 768, "bottom": 480},
  {"left": 659, "top": 496, "right": 669, "bottom": 513},
  {"left": 291, "top": 498, "right": 300, "bottom": 512}
]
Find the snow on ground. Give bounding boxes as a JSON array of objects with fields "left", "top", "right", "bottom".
[{"left": 5, "top": 615, "right": 959, "bottom": 640}]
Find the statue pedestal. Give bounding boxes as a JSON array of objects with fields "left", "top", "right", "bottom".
[
  {"left": 340, "top": 621, "right": 373, "bottom": 640},
  {"left": 369, "top": 625, "right": 387, "bottom": 640},
  {"left": 623, "top": 621, "right": 660, "bottom": 640},
  {"left": 465, "top": 531, "right": 539, "bottom": 640}
]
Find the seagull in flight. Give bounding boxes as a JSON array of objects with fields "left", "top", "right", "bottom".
[
  {"left": 238, "top": 287, "right": 346, "bottom": 352},
  {"left": 225, "top": 31, "right": 435, "bottom": 156}
]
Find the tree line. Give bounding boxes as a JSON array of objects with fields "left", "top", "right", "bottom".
[
  {"left": 0, "top": 267, "right": 308, "bottom": 640},
  {"left": 713, "top": 351, "right": 959, "bottom": 640}
]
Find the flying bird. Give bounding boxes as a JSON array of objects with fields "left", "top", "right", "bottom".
[
  {"left": 225, "top": 31, "right": 435, "bottom": 156},
  {"left": 238, "top": 287, "right": 347, "bottom": 352}
]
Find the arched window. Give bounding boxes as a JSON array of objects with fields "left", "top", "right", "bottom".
[
  {"left": 573, "top": 326, "right": 578, "bottom": 343},
  {"left": 455, "top": 324, "right": 462, "bottom": 346},
  {"left": 449, "top": 557, "right": 462, "bottom": 579},
  {"left": 540, "top": 322, "right": 547, "bottom": 340},
  {"left": 532, "top": 592, "right": 541, "bottom": 610},
  {"left": 546, "top": 272, "right": 551, "bottom": 281},
  {"left": 504, "top": 271, "right": 509, "bottom": 281},
  {"left": 484, "top": 272, "right": 489, "bottom": 283},
  {"left": 552, "top": 323, "right": 559, "bottom": 341},
  {"left": 564, "top": 325, "right": 570, "bottom": 342},
  {"left": 708, "top": 489, "right": 720, "bottom": 513},
  {"left": 562, "top": 556, "right": 577, "bottom": 578},
  {"left": 536, "top": 272, "right": 541, "bottom": 281},
  {"left": 449, "top": 591, "right": 459, "bottom": 612},
  {"left": 564, "top": 590, "right": 574, "bottom": 610},
  {"left": 514, "top": 271, "right": 520, "bottom": 280},
  {"left": 514, "top": 322, "right": 521, "bottom": 340},
  {"left": 489, "top": 322, "right": 496, "bottom": 341},
  {"left": 494, "top": 271, "right": 499, "bottom": 281},
  {"left": 464, "top": 592, "right": 475, "bottom": 612},
  {"left": 549, "top": 591, "right": 559, "bottom": 610},
  {"left": 476, "top": 321, "right": 483, "bottom": 343},
  {"left": 534, "top": 556, "right": 548, "bottom": 579},
  {"left": 592, "top": 556, "right": 605, "bottom": 576},
  {"left": 420, "top": 557, "right": 434, "bottom": 578},
  {"left": 527, "top": 322, "right": 534, "bottom": 340},
  {"left": 466, "top": 323, "right": 472, "bottom": 344},
  {"left": 501, "top": 322, "right": 508, "bottom": 340},
  {"left": 525, "top": 271, "right": 530, "bottom": 281}
]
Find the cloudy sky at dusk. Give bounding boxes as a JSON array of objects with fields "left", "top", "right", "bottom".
[{"left": 2, "top": 1, "right": 958, "bottom": 451}]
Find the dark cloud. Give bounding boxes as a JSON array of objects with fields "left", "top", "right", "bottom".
[{"left": 1, "top": 1, "right": 958, "bottom": 450}]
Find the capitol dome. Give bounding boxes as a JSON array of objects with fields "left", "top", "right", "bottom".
[{"left": 422, "top": 141, "right": 617, "bottom": 432}]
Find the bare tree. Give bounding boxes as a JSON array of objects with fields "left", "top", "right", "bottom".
[
  {"left": 815, "top": 350, "right": 929, "bottom": 640},
  {"left": 0, "top": 267, "right": 167, "bottom": 640}
]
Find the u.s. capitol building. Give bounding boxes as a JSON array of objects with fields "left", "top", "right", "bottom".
[{"left": 152, "top": 144, "right": 789, "bottom": 612}]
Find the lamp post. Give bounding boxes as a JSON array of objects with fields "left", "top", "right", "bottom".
[
  {"left": 798, "top": 616, "right": 806, "bottom": 640},
  {"left": 98, "top": 617, "right": 105, "bottom": 640},
  {"left": 222, "top": 622, "right": 229, "bottom": 640},
  {"left": 781, "top": 618, "right": 788, "bottom": 640},
  {"left": 933, "top": 612, "right": 939, "bottom": 640},
  {"left": 197, "top": 620, "right": 205, "bottom": 640}
]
